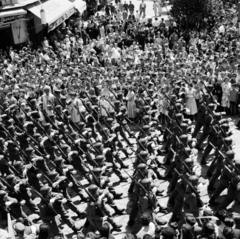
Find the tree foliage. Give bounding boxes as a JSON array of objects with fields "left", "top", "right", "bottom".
[{"left": 170, "top": 0, "right": 221, "bottom": 31}]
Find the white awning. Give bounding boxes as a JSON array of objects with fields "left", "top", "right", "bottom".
[
  {"left": 27, "top": 0, "right": 75, "bottom": 32},
  {"left": 0, "top": 8, "right": 27, "bottom": 18},
  {"left": 74, "top": 0, "right": 86, "bottom": 13}
]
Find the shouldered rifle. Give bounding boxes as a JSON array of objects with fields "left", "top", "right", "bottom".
[
  {"left": 174, "top": 168, "right": 204, "bottom": 207},
  {"left": 77, "top": 180, "right": 105, "bottom": 217},
  {"left": 209, "top": 142, "right": 240, "bottom": 175},
  {"left": 1, "top": 124, "right": 53, "bottom": 186},
  {"left": 123, "top": 169, "right": 157, "bottom": 208}
]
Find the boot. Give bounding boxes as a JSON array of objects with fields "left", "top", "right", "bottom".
[
  {"left": 111, "top": 221, "right": 122, "bottom": 232},
  {"left": 120, "top": 161, "right": 129, "bottom": 169},
  {"left": 119, "top": 175, "right": 128, "bottom": 182},
  {"left": 112, "top": 205, "right": 125, "bottom": 215},
  {"left": 79, "top": 192, "right": 88, "bottom": 202},
  {"left": 110, "top": 189, "right": 123, "bottom": 199}
]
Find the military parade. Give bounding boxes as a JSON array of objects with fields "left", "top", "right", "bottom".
[{"left": 0, "top": 0, "right": 240, "bottom": 238}]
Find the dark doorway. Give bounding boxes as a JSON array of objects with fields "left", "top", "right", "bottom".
[{"left": 0, "top": 27, "right": 13, "bottom": 50}]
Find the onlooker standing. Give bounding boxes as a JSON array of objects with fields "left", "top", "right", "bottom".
[
  {"left": 153, "top": 1, "right": 158, "bottom": 18},
  {"left": 139, "top": 0, "right": 146, "bottom": 18},
  {"left": 129, "top": 1, "right": 135, "bottom": 14},
  {"left": 123, "top": 1, "right": 129, "bottom": 11},
  {"left": 229, "top": 83, "right": 238, "bottom": 115}
]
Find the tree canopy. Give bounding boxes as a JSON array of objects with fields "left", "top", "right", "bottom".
[{"left": 170, "top": 0, "right": 223, "bottom": 31}]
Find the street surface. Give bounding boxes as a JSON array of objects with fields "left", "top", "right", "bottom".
[{"left": 23, "top": 116, "right": 240, "bottom": 238}]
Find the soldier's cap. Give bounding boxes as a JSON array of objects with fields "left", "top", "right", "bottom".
[
  {"left": 92, "top": 105, "right": 98, "bottom": 111},
  {"left": 33, "top": 133, "right": 41, "bottom": 138},
  {"left": 13, "top": 161, "right": 23, "bottom": 167},
  {"left": 141, "top": 178, "right": 151, "bottom": 185},
  {"left": 175, "top": 113, "right": 183, "bottom": 119},
  {"left": 93, "top": 167, "right": 102, "bottom": 174},
  {"left": 139, "top": 151, "right": 148, "bottom": 157},
  {"left": 61, "top": 144, "right": 69, "bottom": 150},
  {"left": 69, "top": 151, "right": 78, "bottom": 158},
  {"left": 208, "top": 103, "right": 216, "bottom": 110},
  {"left": 0, "top": 190, "right": 7, "bottom": 198},
  {"left": 188, "top": 175, "right": 199, "bottom": 183},
  {"left": 106, "top": 118, "right": 114, "bottom": 123},
  {"left": 184, "top": 158, "right": 193, "bottom": 165},
  {"left": 203, "top": 207, "right": 213, "bottom": 216},
  {"left": 14, "top": 222, "right": 25, "bottom": 233},
  {"left": 221, "top": 123, "right": 230, "bottom": 131},
  {"left": 226, "top": 150, "right": 235, "bottom": 160},
  {"left": 6, "top": 174, "right": 16, "bottom": 182},
  {"left": 203, "top": 222, "right": 215, "bottom": 235},
  {"left": 0, "top": 114, "right": 8, "bottom": 120},
  {"left": 43, "top": 123, "right": 51, "bottom": 129},
  {"left": 137, "top": 163, "right": 147, "bottom": 170},
  {"left": 26, "top": 147, "right": 34, "bottom": 153},
  {"left": 48, "top": 171, "right": 59, "bottom": 179},
  {"left": 95, "top": 155, "right": 104, "bottom": 161},
  {"left": 55, "top": 105, "right": 62, "bottom": 110},
  {"left": 180, "top": 123, "right": 188, "bottom": 129},
  {"left": 70, "top": 132, "right": 78, "bottom": 138},
  {"left": 54, "top": 88, "right": 62, "bottom": 93},
  {"left": 143, "top": 106, "right": 151, "bottom": 112},
  {"left": 139, "top": 138, "right": 147, "bottom": 144},
  {"left": 55, "top": 157, "right": 64, "bottom": 163},
  {"left": 143, "top": 125, "right": 150, "bottom": 131},
  {"left": 78, "top": 122, "right": 85, "bottom": 127},
  {"left": 214, "top": 112, "right": 221, "bottom": 119},
  {"left": 175, "top": 103, "right": 182, "bottom": 110},
  {"left": 88, "top": 184, "right": 99, "bottom": 193},
  {"left": 40, "top": 185, "right": 51, "bottom": 194},
  {"left": 30, "top": 98, "right": 37, "bottom": 104},
  {"left": 8, "top": 125, "right": 15, "bottom": 131},
  {"left": 161, "top": 227, "right": 176, "bottom": 239},
  {"left": 179, "top": 134, "right": 188, "bottom": 140},
  {"left": 94, "top": 142, "right": 102, "bottom": 148},
  {"left": 224, "top": 137, "right": 232, "bottom": 144}
]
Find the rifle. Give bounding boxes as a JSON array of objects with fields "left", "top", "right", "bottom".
[
  {"left": 123, "top": 169, "right": 158, "bottom": 208},
  {"left": 210, "top": 142, "right": 240, "bottom": 175},
  {"left": 77, "top": 180, "right": 105, "bottom": 217},
  {"left": 0, "top": 124, "right": 53, "bottom": 186},
  {"left": 174, "top": 168, "right": 204, "bottom": 207}
]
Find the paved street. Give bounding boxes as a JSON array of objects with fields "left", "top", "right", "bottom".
[{"left": 24, "top": 117, "right": 240, "bottom": 239}]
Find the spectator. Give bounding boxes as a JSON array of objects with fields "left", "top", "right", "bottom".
[{"left": 136, "top": 213, "right": 156, "bottom": 239}]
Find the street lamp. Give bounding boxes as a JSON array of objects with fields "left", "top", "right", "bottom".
[{"left": 38, "top": 0, "right": 46, "bottom": 25}]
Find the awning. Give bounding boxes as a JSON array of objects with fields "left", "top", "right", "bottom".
[
  {"left": 27, "top": 0, "right": 75, "bottom": 32},
  {"left": 0, "top": 8, "right": 27, "bottom": 18},
  {"left": 0, "top": 9, "right": 27, "bottom": 24},
  {"left": 74, "top": 0, "right": 86, "bottom": 13}
]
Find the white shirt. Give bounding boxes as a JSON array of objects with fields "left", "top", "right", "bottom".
[
  {"left": 136, "top": 222, "right": 156, "bottom": 239},
  {"left": 152, "top": 20, "right": 160, "bottom": 27}
]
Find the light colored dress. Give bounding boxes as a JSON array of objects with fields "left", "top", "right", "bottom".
[
  {"left": 186, "top": 88, "right": 198, "bottom": 115},
  {"left": 126, "top": 91, "right": 136, "bottom": 118},
  {"left": 221, "top": 82, "right": 231, "bottom": 108}
]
